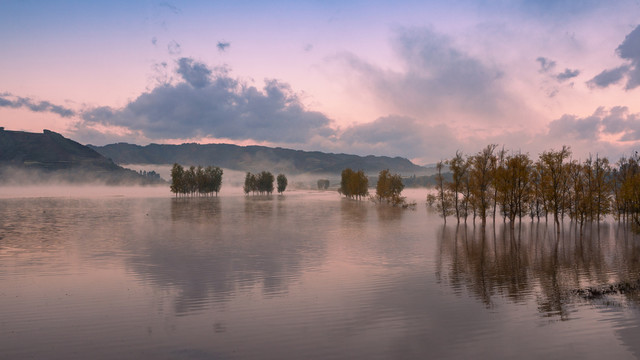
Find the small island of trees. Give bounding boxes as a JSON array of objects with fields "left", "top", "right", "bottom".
[
  {"left": 244, "top": 171, "right": 288, "bottom": 195},
  {"left": 170, "top": 163, "right": 223, "bottom": 197},
  {"left": 339, "top": 168, "right": 410, "bottom": 207}
]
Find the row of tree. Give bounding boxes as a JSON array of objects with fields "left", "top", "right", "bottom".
[
  {"left": 243, "top": 171, "right": 288, "bottom": 195},
  {"left": 430, "top": 145, "right": 640, "bottom": 227},
  {"left": 170, "top": 164, "right": 223, "bottom": 197}
]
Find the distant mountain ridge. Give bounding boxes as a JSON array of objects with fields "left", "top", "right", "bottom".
[
  {"left": 0, "top": 128, "right": 162, "bottom": 184},
  {"left": 89, "top": 142, "right": 430, "bottom": 175}
]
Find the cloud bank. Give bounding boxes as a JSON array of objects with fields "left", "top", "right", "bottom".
[{"left": 78, "top": 57, "right": 336, "bottom": 144}]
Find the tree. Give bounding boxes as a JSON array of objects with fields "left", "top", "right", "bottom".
[
  {"left": 170, "top": 163, "right": 223, "bottom": 197},
  {"left": 257, "top": 171, "right": 275, "bottom": 194},
  {"left": 502, "top": 152, "right": 532, "bottom": 226},
  {"left": 469, "top": 145, "right": 497, "bottom": 225},
  {"left": 317, "top": 179, "right": 330, "bottom": 190},
  {"left": 170, "top": 163, "right": 185, "bottom": 197},
  {"left": 376, "top": 169, "right": 405, "bottom": 206},
  {"left": 244, "top": 172, "right": 257, "bottom": 195},
  {"left": 339, "top": 168, "right": 368, "bottom": 200},
  {"left": 205, "top": 166, "right": 223, "bottom": 196},
  {"left": 435, "top": 161, "right": 452, "bottom": 222},
  {"left": 446, "top": 150, "right": 468, "bottom": 223},
  {"left": 277, "top": 174, "right": 288, "bottom": 194},
  {"left": 538, "top": 146, "right": 571, "bottom": 228}
]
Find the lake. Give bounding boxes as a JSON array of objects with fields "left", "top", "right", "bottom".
[{"left": 1, "top": 187, "right": 640, "bottom": 359}]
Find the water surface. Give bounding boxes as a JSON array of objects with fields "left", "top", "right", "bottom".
[{"left": 1, "top": 188, "right": 640, "bottom": 359}]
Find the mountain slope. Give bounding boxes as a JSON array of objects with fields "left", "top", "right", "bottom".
[
  {"left": 89, "top": 142, "right": 429, "bottom": 175},
  {"left": 0, "top": 128, "right": 162, "bottom": 184}
]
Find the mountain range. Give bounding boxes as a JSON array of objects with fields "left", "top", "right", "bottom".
[
  {"left": 88, "top": 142, "right": 431, "bottom": 175},
  {"left": 0, "top": 128, "right": 432, "bottom": 185}
]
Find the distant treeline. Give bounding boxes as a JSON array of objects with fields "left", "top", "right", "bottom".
[
  {"left": 428, "top": 145, "right": 640, "bottom": 227},
  {"left": 170, "top": 164, "right": 223, "bottom": 197}
]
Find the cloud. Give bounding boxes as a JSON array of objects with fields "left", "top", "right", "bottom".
[
  {"left": 78, "top": 58, "right": 336, "bottom": 144},
  {"left": 588, "top": 24, "right": 640, "bottom": 90},
  {"left": 158, "top": 2, "right": 181, "bottom": 14},
  {"left": 339, "top": 27, "right": 532, "bottom": 130},
  {"left": 168, "top": 40, "right": 181, "bottom": 55},
  {"left": 537, "top": 57, "right": 579, "bottom": 82},
  {"left": 546, "top": 106, "right": 640, "bottom": 142},
  {"left": 151, "top": 37, "right": 158, "bottom": 46},
  {"left": 586, "top": 66, "right": 629, "bottom": 88},
  {"left": 176, "top": 58, "right": 212, "bottom": 88},
  {"left": 335, "top": 115, "right": 460, "bottom": 162},
  {"left": 536, "top": 57, "right": 556, "bottom": 73},
  {"left": 556, "top": 68, "right": 580, "bottom": 81},
  {"left": 617, "top": 24, "right": 640, "bottom": 89},
  {"left": 216, "top": 41, "right": 230, "bottom": 52},
  {"left": 0, "top": 93, "right": 75, "bottom": 117}
]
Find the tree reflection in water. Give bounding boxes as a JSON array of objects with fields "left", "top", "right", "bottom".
[{"left": 437, "top": 221, "right": 640, "bottom": 319}]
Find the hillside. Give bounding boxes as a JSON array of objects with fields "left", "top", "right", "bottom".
[
  {"left": 0, "top": 128, "right": 163, "bottom": 185},
  {"left": 89, "top": 142, "right": 429, "bottom": 175}
]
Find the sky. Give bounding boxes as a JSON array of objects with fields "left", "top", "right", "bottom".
[{"left": 1, "top": 0, "right": 640, "bottom": 165}]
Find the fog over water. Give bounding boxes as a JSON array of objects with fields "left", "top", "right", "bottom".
[{"left": 1, "top": 187, "right": 640, "bottom": 359}]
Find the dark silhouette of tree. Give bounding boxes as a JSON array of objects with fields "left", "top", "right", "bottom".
[
  {"left": 317, "top": 179, "right": 330, "bottom": 190},
  {"left": 257, "top": 171, "right": 275, "bottom": 194},
  {"left": 170, "top": 163, "right": 223, "bottom": 197},
  {"left": 244, "top": 172, "right": 257, "bottom": 195},
  {"left": 170, "top": 163, "right": 185, "bottom": 197},
  {"left": 277, "top": 174, "right": 288, "bottom": 194}
]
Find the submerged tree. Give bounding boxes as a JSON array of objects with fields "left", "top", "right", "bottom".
[
  {"left": 243, "top": 172, "right": 257, "bottom": 195},
  {"left": 375, "top": 169, "right": 405, "bottom": 206},
  {"left": 317, "top": 179, "right": 330, "bottom": 190},
  {"left": 170, "top": 163, "right": 223, "bottom": 197},
  {"left": 277, "top": 174, "right": 288, "bottom": 194},
  {"left": 339, "top": 168, "right": 368, "bottom": 200},
  {"left": 469, "top": 145, "right": 497, "bottom": 225}
]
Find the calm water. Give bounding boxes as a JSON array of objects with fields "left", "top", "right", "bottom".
[{"left": 1, "top": 187, "right": 640, "bottom": 359}]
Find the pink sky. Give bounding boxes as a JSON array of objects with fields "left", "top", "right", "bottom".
[{"left": 1, "top": 1, "right": 640, "bottom": 164}]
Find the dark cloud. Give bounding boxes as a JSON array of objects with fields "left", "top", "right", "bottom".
[
  {"left": 0, "top": 93, "right": 75, "bottom": 117},
  {"left": 588, "top": 24, "right": 640, "bottom": 90},
  {"left": 168, "top": 40, "right": 181, "bottom": 55},
  {"left": 176, "top": 58, "right": 212, "bottom": 88},
  {"left": 547, "top": 106, "right": 640, "bottom": 142},
  {"left": 151, "top": 37, "right": 157, "bottom": 46},
  {"left": 536, "top": 57, "right": 556, "bottom": 73},
  {"left": 556, "top": 68, "right": 580, "bottom": 81},
  {"left": 537, "top": 57, "right": 579, "bottom": 84},
  {"left": 216, "top": 41, "right": 230, "bottom": 52},
  {"left": 79, "top": 58, "right": 335, "bottom": 143},
  {"left": 617, "top": 25, "right": 640, "bottom": 89},
  {"left": 586, "top": 66, "right": 629, "bottom": 88}
]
